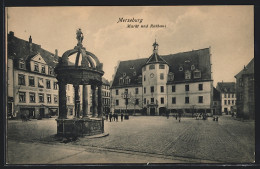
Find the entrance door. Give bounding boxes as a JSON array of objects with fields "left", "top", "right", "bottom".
[
  {"left": 159, "top": 107, "right": 166, "bottom": 116},
  {"left": 40, "top": 108, "right": 45, "bottom": 118},
  {"left": 224, "top": 108, "right": 228, "bottom": 115},
  {"left": 150, "top": 108, "right": 155, "bottom": 116}
]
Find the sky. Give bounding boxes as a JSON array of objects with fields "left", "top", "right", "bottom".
[{"left": 6, "top": 6, "right": 254, "bottom": 86}]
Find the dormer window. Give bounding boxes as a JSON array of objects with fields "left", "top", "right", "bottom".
[
  {"left": 159, "top": 64, "right": 165, "bottom": 69},
  {"left": 133, "top": 71, "right": 136, "bottom": 76},
  {"left": 168, "top": 72, "right": 174, "bottom": 81},
  {"left": 41, "top": 66, "right": 46, "bottom": 74},
  {"left": 179, "top": 66, "right": 183, "bottom": 71},
  {"left": 125, "top": 77, "right": 131, "bottom": 84},
  {"left": 34, "top": 63, "right": 39, "bottom": 72},
  {"left": 123, "top": 72, "right": 126, "bottom": 77},
  {"left": 119, "top": 78, "right": 123, "bottom": 85},
  {"left": 185, "top": 70, "right": 191, "bottom": 79},
  {"left": 130, "top": 66, "right": 134, "bottom": 69},
  {"left": 19, "top": 59, "right": 25, "bottom": 69},
  {"left": 149, "top": 64, "right": 155, "bottom": 70},
  {"left": 191, "top": 65, "right": 195, "bottom": 70},
  {"left": 194, "top": 69, "right": 201, "bottom": 78}
]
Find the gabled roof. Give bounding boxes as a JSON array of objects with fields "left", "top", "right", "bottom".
[
  {"left": 111, "top": 47, "right": 212, "bottom": 88},
  {"left": 235, "top": 58, "right": 254, "bottom": 78},
  {"left": 8, "top": 32, "right": 59, "bottom": 68},
  {"left": 145, "top": 52, "right": 168, "bottom": 65},
  {"left": 216, "top": 82, "right": 236, "bottom": 93}
]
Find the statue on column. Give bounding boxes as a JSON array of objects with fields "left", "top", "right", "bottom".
[{"left": 76, "top": 28, "right": 84, "bottom": 45}]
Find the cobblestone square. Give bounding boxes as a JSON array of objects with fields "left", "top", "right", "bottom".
[{"left": 7, "top": 115, "right": 255, "bottom": 164}]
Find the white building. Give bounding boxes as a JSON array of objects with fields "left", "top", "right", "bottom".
[{"left": 110, "top": 40, "right": 213, "bottom": 116}]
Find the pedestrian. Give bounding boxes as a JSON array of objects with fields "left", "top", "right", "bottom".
[
  {"left": 121, "top": 113, "right": 124, "bottom": 122},
  {"left": 175, "top": 114, "right": 178, "bottom": 120},
  {"left": 113, "top": 113, "right": 116, "bottom": 121},
  {"left": 105, "top": 113, "right": 108, "bottom": 121},
  {"left": 109, "top": 113, "right": 112, "bottom": 122},
  {"left": 178, "top": 112, "right": 181, "bottom": 122},
  {"left": 116, "top": 113, "right": 118, "bottom": 122}
]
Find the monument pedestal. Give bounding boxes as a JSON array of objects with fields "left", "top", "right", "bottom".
[{"left": 56, "top": 117, "right": 104, "bottom": 137}]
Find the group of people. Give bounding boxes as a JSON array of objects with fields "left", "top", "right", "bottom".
[{"left": 105, "top": 113, "right": 124, "bottom": 122}]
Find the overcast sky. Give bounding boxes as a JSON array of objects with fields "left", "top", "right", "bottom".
[{"left": 7, "top": 6, "right": 254, "bottom": 86}]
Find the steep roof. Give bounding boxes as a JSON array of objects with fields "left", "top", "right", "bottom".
[
  {"left": 216, "top": 82, "right": 236, "bottom": 93},
  {"left": 235, "top": 58, "right": 254, "bottom": 78},
  {"left": 7, "top": 31, "right": 59, "bottom": 68},
  {"left": 111, "top": 47, "right": 212, "bottom": 88}
]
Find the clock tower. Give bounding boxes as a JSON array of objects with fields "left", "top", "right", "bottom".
[{"left": 142, "top": 40, "right": 169, "bottom": 115}]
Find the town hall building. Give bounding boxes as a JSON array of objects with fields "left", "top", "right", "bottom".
[{"left": 110, "top": 40, "right": 213, "bottom": 116}]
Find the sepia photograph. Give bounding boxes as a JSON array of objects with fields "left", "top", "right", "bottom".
[{"left": 5, "top": 5, "right": 255, "bottom": 164}]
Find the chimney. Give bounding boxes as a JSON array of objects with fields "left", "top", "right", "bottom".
[
  {"left": 55, "top": 49, "right": 58, "bottom": 56},
  {"left": 29, "top": 35, "right": 33, "bottom": 54}
]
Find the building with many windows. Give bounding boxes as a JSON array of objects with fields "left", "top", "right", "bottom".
[
  {"left": 234, "top": 58, "right": 254, "bottom": 119},
  {"left": 216, "top": 82, "right": 236, "bottom": 115},
  {"left": 110, "top": 40, "right": 213, "bottom": 116},
  {"left": 102, "top": 78, "right": 111, "bottom": 114},
  {"left": 7, "top": 31, "right": 74, "bottom": 119}
]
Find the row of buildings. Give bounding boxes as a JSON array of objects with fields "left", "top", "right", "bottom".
[{"left": 7, "top": 31, "right": 254, "bottom": 119}]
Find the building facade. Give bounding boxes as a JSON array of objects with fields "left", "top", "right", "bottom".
[
  {"left": 216, "top": 82, "right": 236, "bottom": 115},
  {"left": 7, "top": 32, "right": 74, "bottom": 119},
  {"left": 234, "top": 58, "right": 254, "bottom": 119},
  {"left": 111, "top": 41, "right": 213, "bottom": 116},
  {"left": 102, "top": 78, "right": 111, "bottom": 114}
]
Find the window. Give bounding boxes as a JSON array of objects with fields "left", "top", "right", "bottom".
[
  {"left": 135, "top": 88, "right": 138, "bottom": 94},
  {"left": 198, "top": 96, "right": 203, "bottom": 103},
  {"left": 144, "top": 75, "right": 146, "bottom": 81},
  {"left": 119, "top": 78, "right": 123, "bottom": 85},
  {"left": 144, "top": 87, "right": 146, "bottom": 94},
  {"left": 38, "top": 78, "right": 44, "bottom": 88},
  {"left": 123, "top": 72, "right": 126, "bottom": 77},
  {"left": 41, "top": 66, "right": 46, "bottom": 74},
  {"left": 149, "top": 64, "right": 155, "bottom": 70},
  {"left": 125, "top": 89, "right": 128, "bottom": 94},
  {"left": 228, "top": 100, "right": 230, "bottom": 105},
  {"left": 54, "top": 95, "right": 58, "bottom": 103},
  {"left": 232, "top": 100, "right": 234, "bottom": 105},
  {"left": 151, "top": 98, "right": 154, "bottom": 103},
  {"left": 228, "top": 94, "right": 230, "bottom": 98},
  {"left": 185, "top": 97, "right": 189, "bottom": 104},
  {"left": 151, "top": 86, "right": 154, "bottom": 93},
  {"left": 185, "top": 84, "right": 189, "bottom": 91},
  {"left": 19, "top": 60, "right": 25, "bottom": 69},
  {"left": 29, "top": 76, "right": 35, "bottom": 86},
  {"left": 185, "top": 71, "right": 191, "bottom": 79},
  {"left": 49, "top": 67, "right": 53, "bottom": 75},
  {"left": 39, "top": 93, "right": 44, "bottom": 103},
  {"left": 53, "top": 82, "right": 58, "bottom": 90},
  {"left": 67, "top": 96, "right": 70, "bottom": 103},
  {"left": 224, "top": 94, "right": 227, "bottom": 98},
  {"left": 144, "top": 98, "right": 146, "bottom": 104},
  {"left": 168, "top": 72, "right": 174, "bottom": 81},
  {"left": 172, "top": 85, "right": 176, "bottom": 92},
  {"left": 47, "top": 94, "right": 51, "bottom": 103},
  {"left": 116, "top": 100, "right": 119, "bottom": 106},
  {"left": 161, "top": 97, "right": 164, "bottom": 104},
  {"left": 135, "top": 99, "right": 139, "bottom": 105},
  {"left": 133, "top": 71, "right": 136, "bottom": 76},
  {"left": 224, "top": 100, "right": 227, "bottom": 105},
  {"left": 160, "top": 73, "right": 164, "bottom": 80},
  {"left": 46, "top": 80, "right": 51, "bottom": 89},
  {"left": 159, "top": 64, "right": 165, "bottom": 69},
  {"left": 239, "top": 78, "right": 243, "bottom": 87},
  {"left": 160, "top": 86, "right": 164, "bottom": 93},
  {"left": 29, "top": 92, "right": 35, "bottom": 103},
  {"left": 34, "top": 63, "right": 39, "bottom": 72},
  {"left": 19, "top": 92, "right": 26, "bottom": 102},
  {"left": 179, "top": 66, "right": 183, "bottom": 71},
  {"left": 193, "top": 70, "right": 201, "bottom": 78},
  {"left": 116, "top": 89, "right": 119, "bottom": 95},
  {"left": 191, "top": 65, "right": 195, "bottom": 70},
  {"left": 172, "top": 97, "right": 176, "bottom": 104},
  {"left": 199, "top": 84, "right": 203, "bottom": 91},
  {"left": 18, "top": 74, "right": 25, "bottom": 85},
  {"left": 232, "top": 94, "right": 234, "bottom": 98}
]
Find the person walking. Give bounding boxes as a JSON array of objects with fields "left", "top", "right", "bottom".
[
  {"left": 116, "top": 113, "right": 118, "bottom": 122},
  {"left": 121, "top": 113, "right": 124, "bottom": 122},
  {"left": 109, "top": 112, "right": 112, "bottom": 122},
  {"left": 178, "top": 112, "right": 181, "bottom": 122},
  {"left": 175, "top": 114, "right": 178, "bottom": 120}
]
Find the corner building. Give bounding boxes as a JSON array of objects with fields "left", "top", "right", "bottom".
[{"left": 111, "top": 41, "right": 213, "bottom": 116}]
